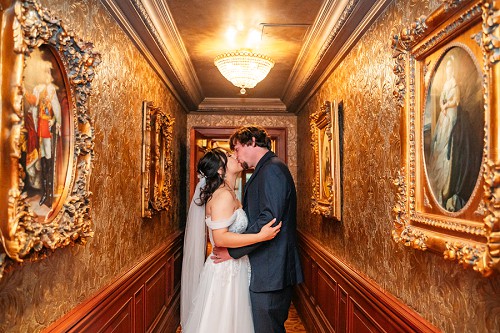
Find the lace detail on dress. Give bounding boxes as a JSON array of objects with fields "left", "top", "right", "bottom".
[
  {"left": 183, "top": 208, "right": 255, "bottom": 333},
  {"left": 228, "top": 209, "right": 248, "bottom": 233},
  {"left": 206, "top": 209, "right": 251, "bottom": 285}
]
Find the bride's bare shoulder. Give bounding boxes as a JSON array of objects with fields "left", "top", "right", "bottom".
[
  {"left": 207, "top": 188, "right": 237, "bottom": 219},
  {"left": 207, "top": 188, "right": 233, "bottom": 208}
]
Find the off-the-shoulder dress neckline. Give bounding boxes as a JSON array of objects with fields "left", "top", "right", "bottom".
[{"left": 205, "top": 207, "right": 243, "bottom": 221}]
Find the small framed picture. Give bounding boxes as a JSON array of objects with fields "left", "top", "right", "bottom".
[
  {"left": 310, "top": 100, "right": 342, "bottom": 220},
  {"left": 141, "top": 101, "right": 174, "bottom": 218}
]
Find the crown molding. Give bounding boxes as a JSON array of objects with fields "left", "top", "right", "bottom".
[
  {"left": 293, "top": 0, "right": 393, "bottom": 115},
  {"left": 282, "top": 0, "right": 351, "bottom": 109},
  {"left": 197, "top": 98, "right": 287, "bottom": 114},
  {"left": 101, "top": 0, "right": 203, "bottom": 111},
  {"left": 283, "top": 0, "right": 392, "bottom": 114}
]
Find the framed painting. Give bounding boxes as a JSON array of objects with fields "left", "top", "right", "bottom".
[
  {"left": 391, "top": 0, "right": 499, "bottom": 276},
  {"left": 141, "top": 101, "right": 174, "bottom": 218},
  {"left": 310, "top": 100, "right": 342, "bottom": 220},
  {"left": 0, "top": 0, "right": 100, "bottom": 277}
]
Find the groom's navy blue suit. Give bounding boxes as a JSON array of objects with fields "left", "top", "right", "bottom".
[{"left": 228, "top": 150, "right": 303, "bottom": 333}]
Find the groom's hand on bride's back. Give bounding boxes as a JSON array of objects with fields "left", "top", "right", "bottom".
[{"left": 211, "top": 247, "right": 231, "bottom": 263}]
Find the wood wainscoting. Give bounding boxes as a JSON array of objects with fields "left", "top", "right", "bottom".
[
  {"left": 295, "top": 231, "right": 440, "bottom": 333},
  {"left": 44, "top": 231, "right": 183, "bottom": 333}
]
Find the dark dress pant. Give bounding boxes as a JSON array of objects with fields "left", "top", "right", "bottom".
[{"left": 250, "top": 286, "right": 293, "bottom": 333}]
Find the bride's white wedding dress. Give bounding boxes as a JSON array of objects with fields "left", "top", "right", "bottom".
[{"left": 182, "top": 208, "right": 254, "bottom": 333}]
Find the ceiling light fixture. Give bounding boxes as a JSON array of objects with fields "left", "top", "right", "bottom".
[{"left": 214, "top": 49, "right": 275, "bottom": 95}]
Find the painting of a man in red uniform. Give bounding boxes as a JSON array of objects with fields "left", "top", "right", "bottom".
[{"left": 20, "top": 46, "right": 71, "bottom": 222}]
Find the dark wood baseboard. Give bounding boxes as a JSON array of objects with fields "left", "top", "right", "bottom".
[
  {"left": 294, "top": 231, "right": 441, "bottom": 333},
  {"left": 42, "top": 229, "right": 440, "bottom": 332},
  {"left": 44, "top": 231, "right": 183, "bottom": 333}
]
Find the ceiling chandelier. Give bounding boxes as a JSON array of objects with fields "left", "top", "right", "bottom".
[{"left": 214, "top": 49, "right": 275, "bottom": 95}]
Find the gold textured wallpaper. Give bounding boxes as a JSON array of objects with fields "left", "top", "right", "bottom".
[
  {"left": 0, "top": 1, "right": 187, "bottom": 332},
  {"left": 297, "top": 0, "right": 500, "bottom": 332}
]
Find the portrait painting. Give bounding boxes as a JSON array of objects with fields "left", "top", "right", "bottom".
[
  {"left": 0, "top": 0, "right": 99, "bottom": 278},
  {"left": 319, "top": 126, "right": 332, "bottom": 200},
  {"left": 391, "top": 0, "right": 499, "bottom": 276},
  {"left": 310, "top": 100, "right": 342, "bottom": 220},
  {"left": 21, "top": 45, "right": 72, "bottom": 223},
  {"left": 423, "top": 46, "right": 484, "bottom": 213}
]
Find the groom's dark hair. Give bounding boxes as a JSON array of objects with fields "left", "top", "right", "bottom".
[{"left": 230, "top": 125, "right": 271, "bottom": 150}]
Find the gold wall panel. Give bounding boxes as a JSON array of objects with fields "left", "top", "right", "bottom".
[
  {"left": 297, "top": 0, "right": 500, "bottom": 332},
  {"left": 0, "top": 1, "right": 187, "bottom": 332}
]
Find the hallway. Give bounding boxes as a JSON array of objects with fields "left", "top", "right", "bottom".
[{"left": 1, "top": 1, "right": 500, "bottom": 333}]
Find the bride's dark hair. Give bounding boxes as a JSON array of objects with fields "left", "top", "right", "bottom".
[{"left": 197, "top": 148, "right": 228, "bottom": 205}]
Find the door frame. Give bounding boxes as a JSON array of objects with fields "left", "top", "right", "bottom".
[{"left": 189, "top": 127, "right": 287, "bottom": 199}]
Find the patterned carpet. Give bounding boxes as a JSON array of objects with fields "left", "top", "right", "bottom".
[
  {"left": 176, "top": 302, "right": 307, "bottom": 332},
  {"left": 285, "top": 303, "right": 308, "bottom": 332}
]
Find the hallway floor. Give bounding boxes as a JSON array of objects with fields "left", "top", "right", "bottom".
[
  {"left": 176, "top": 302, "right": 307, "bottom": 332},
  {"left": 284, "top": 303, "right": 307, "bottom": 332}
]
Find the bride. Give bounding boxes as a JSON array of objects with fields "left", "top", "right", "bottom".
[{"left": 181, "top": 148, "right": 281, "bottom": 333}]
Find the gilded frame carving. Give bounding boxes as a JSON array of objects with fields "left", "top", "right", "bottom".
[
  {"left": 310, "top": 100, "right": 342, "bottom": 220},
  {"left": 391, "top": 0, "right": 499, "bottom": 276},
  {"left": 141, "top": 101, "right": 174, "bottom": 218},
  {"left": 0, "top": 0, "right": 100, "bottom": 277}
]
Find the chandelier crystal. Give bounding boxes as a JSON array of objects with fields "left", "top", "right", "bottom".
[{"left": 214, "top": 49, "right": 275, "bottom": 94}]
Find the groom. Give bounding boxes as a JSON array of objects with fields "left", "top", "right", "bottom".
[{"left": 213, "top": 125, "right": 303, "bottom": 333}]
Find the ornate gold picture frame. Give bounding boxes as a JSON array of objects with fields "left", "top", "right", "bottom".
[
  {"left": 0, "top": 0, "right": 100, "bottom": 277},
  {"left": 141, "top": 101, "right": 174, "bottom": 218},
  {"left": 310, "top": 100, "right": 342, "bottom": 220},
  {"left": 391, "top": 0, "right": 499, "bottom": 276}
]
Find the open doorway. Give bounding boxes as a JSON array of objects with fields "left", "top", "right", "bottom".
[{"left": 189, "top": 127, "right": 287, "bottom": 201}]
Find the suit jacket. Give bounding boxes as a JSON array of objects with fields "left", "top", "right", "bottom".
[{"left": 229, "top": 151, "right": 304, "bottom": 292}]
